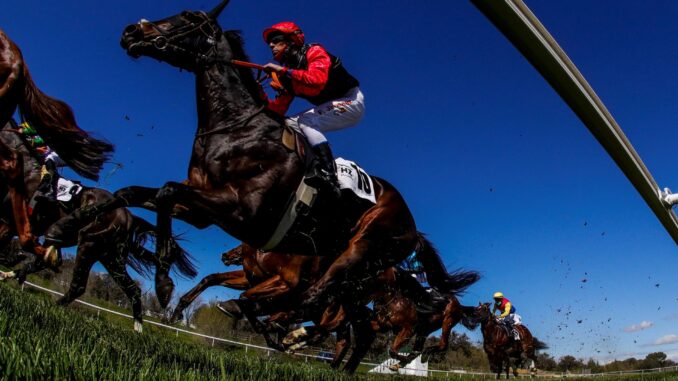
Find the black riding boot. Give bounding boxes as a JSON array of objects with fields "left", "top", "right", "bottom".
[{"left": 305, "top": 142, "right": 342, "bottom": 199}]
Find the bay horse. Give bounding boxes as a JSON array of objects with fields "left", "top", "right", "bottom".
[
  {"left": 367, "top": 270, "right": 479, "bottom": 370},
  {"left": 48, "top": 0, "right": 437, "bottom": 314},
  {"left": 0, "top": 121, "right": 195, "bottom": 331},
  {"left": 0, "top": 29, "right": 114, "bottom": 259},
  {"left": 169, "top": 243, "right": 370, "bottom": 372},
  {"left": 467, "top": 302, "right": 539, "bottom": 379}
]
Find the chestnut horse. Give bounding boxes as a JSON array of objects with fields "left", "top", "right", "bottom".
[
  {"left": 0, "top": 29, "right": 113, "bottom": 259},
  {"left": 48, "top": 1, "right": 439, "bottom": 314},
  {"left": 170, "top": 233, "right": 479, "bottom": 372},
  {"left": 467, "top": 302, "right": 540, "bottom": 379},
  {"left": 0, "top": 120, "right": 195, "bottom": 331}
]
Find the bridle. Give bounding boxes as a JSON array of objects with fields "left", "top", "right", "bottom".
[
  {"left": 138, "top": 11, "right": 221, "bottom": 67},
  {"left": 133, "top": 12, "right": 266, "bottom": 138}
]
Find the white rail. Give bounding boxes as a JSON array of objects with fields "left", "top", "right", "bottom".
[
  {"left": 20, "top": 281, "right": 678, "bottom": 378},
  {"left": 470, "top": 0, "right": 678, "bottom": 245}
]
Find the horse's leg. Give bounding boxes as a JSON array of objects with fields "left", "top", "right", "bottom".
[
  {"left": 424, "top": 297, "right": 462, "bottom": 354},
  {"left": 153, "top": 182, "right": 243, "bottom": 308},
  {"left": 341, "top": 305, "right": 376, "bottom": 374},
  {"left": 170, "top": 270, "right": 249, "bottom": 324},
  {"left": 57, "top": 242, "right": 97, "bottom": 306},
  {"left": 331, "top": 324, "right": 351, "bottom": 369},
  {"left": 387, "top": 325, "right": 416, "bottom": 370},
  {"left": 240, "top": 275, "right": 292, "bottom": 304},
  {"left": 8, "top": 186, "right": 45, "bottom": 259},
  {"left": 100, "top": 252, "right": 144, "bottom": 333},
  {"left": 283, "top": 302, "right": 346, "bottom": 351}
]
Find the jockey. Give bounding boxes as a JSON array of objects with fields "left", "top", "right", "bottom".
[
  {"left": 492, "top": 291, "right": 522, "bottom": 340},
  {"left": 261, "top": 21, "right": 364, "bottom": 197},
  {"left": 14, "top": 121, "right": 66, "bottom": 204}
]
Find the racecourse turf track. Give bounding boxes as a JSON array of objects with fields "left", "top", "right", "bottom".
[{"left": 1, "top": 282, "right": 678, "bottom": 380}]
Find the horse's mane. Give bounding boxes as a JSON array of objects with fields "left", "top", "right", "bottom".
[{"left": 223, "top": 30, "right": 264, "bottom": 107}]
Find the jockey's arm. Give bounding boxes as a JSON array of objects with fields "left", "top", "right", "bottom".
[
  {"left": 498, "top": 302, "right": 512, "bottom": 318},
  {"left": 287, "top": 45, "right": 330, "bottom": 93}
]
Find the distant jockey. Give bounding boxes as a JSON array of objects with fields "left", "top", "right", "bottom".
[
  {"left": 492, "top": 291, "right": 522, "bottom": 340},
  {"left": 261, "top": 21, "right": 364, "bottom": 198}
]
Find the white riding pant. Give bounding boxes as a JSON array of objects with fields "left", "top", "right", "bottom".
[
  {"left": 45, "top": 150, "right": 66, "bottom": 167},
  {"left": 287, "top": 87, "right": 365, "bottom": 146}
]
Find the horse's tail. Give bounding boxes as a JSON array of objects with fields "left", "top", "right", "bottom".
[
  {"left": 129, "top": 215, "right": 197, "bottom": 280},
  {"left": 533, "top": 337, "right": 548, "bottom": 351},
  {"left": 19, "top": 61, "right": 114, "bottom": 181},
  {"left": 414, "top": 232, "right": 480, "bottom": 295},
  {"left": 127, "top": 215, "right": 158, "bottom": 279}
]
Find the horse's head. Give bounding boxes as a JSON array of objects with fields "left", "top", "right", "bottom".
[
  {"left": 120, "top": 0, "right": 231, "bottom": 72},
  {"left": 475, "top": 301, "right": 493, "bottom": 322},
  {"left": 221, "top": 244, "right": 245, "bottom": 266}
]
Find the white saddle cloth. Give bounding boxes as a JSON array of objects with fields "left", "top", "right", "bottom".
[{"left": 335, "top": 157, "right": 376, "bottom": 204}]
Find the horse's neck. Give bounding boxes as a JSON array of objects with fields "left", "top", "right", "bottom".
[{"left": 194, "top": 41, "right": 263, "bottom": 137}]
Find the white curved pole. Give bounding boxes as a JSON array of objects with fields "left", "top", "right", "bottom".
[{"left": 470, "top": 0, "right": 678, "bottom": 245}]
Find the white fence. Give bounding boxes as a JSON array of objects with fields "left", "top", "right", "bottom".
[{"left": 20, "top": 280, "right": 678, "bottom": 378}]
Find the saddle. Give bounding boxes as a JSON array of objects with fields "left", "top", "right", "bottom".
[
  {"left": 263, "top": 122, "right": 376, "bottom": 253},
  {"left": 498, "top": 321, "right": 522, "bottom": 341}
]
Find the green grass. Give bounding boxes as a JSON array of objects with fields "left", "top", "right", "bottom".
[{"left": 2, "top": 282, "right": 678, "bottom": 380}]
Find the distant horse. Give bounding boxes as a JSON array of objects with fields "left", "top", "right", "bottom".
[
  {"left": 47, "top": 0, "right": 436, "bottom": 314},
  {"left": 466, "top": 302, "right": 540, "bottom": 379},
  {"left": 0, "top": 121, "right": 195, "bottom": 331},
  {"left": 0, "top": 29, "right": 113, "bottom": 258}
]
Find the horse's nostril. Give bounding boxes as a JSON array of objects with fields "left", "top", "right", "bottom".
[{"left": 123, "top": 24, "right": 140, "bottom": 36}]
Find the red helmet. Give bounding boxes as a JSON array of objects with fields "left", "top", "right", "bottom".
[{"left": 263, "top": 21, "right": 305, "bottom": 46}]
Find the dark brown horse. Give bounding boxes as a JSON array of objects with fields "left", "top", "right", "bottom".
[
  {"left": 0, "top": 121, "right": 195, "bottom": 331},
  {"left": 467, "top": 302, "right": 539, "bottom": 379},
  {"left": 48, "top": 1, "right": 432, "bottom": 315},
  {"left": 0, "top": 29, "right": 113, "bottom": 260}
]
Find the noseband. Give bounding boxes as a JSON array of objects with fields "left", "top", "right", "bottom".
[{"left": 142, "top": 12, "right": 221, "bottom": 66}]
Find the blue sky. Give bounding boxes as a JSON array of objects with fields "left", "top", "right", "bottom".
[{"left": 2, "top": 0, "right": 677, "bottom": 363}]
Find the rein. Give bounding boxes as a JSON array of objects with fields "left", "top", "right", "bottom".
[{"left": 231, "top": 60, "right": 285, "bottom": 91}]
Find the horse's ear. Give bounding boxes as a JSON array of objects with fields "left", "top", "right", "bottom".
[{"left": 208, "top": 0, "right": 230, "bottom": 19}]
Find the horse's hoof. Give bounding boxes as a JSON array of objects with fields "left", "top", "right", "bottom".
[
  {"left": 43, "top": 246, "right": 61, "bottom": 269},
  {"left": 282, "top": 327, "right": 308, "bottom": 346},
  {"left": 216, "top": 300, "right": 243, "bottom": 319},
  {"left": 155, "top": 273, "right": 174, "bottom": 308},
  {"left": 169, "top": 311, "right": 184, "bottom": 324},
  {"left": 0, "top": 271, "right": 15, "bottom": 281},
  {"left": 285, "top": 341, "right": 306, "bottom": 353},
  {"left": 134, "top": 320, "right": 143, "bottom": 333},
  {"left": 388, "top": 364, "right": 401, "bottom": 372}
]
